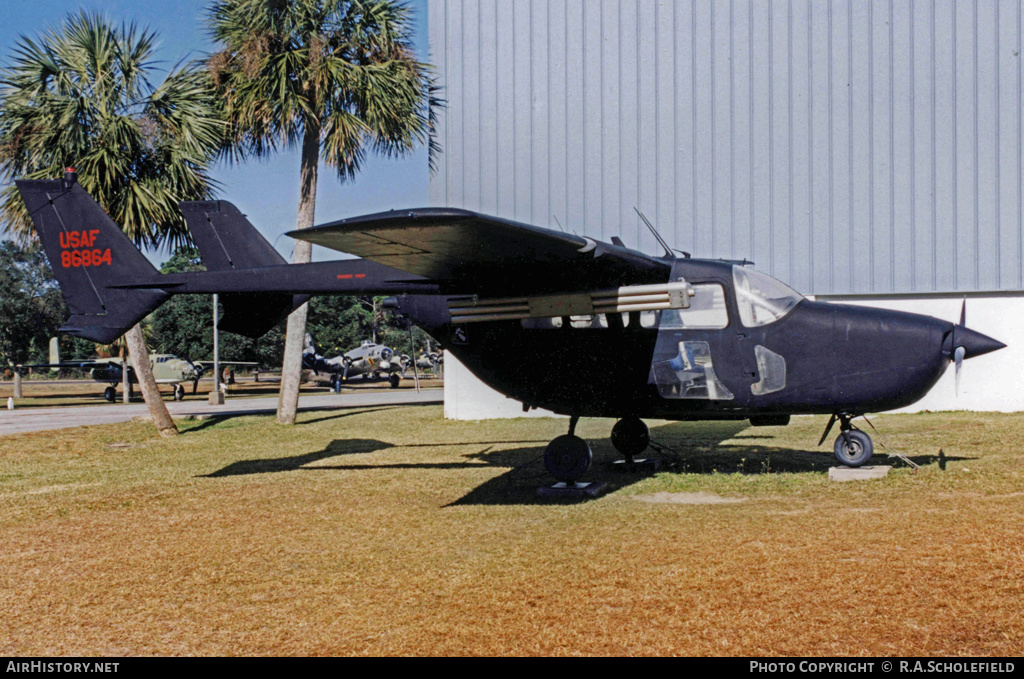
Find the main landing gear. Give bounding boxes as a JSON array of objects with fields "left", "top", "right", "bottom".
[
  {"left": 543, "top": 416, "right": 593, "bottom": 483},
  {"left": 542, "top": 416, "right": 654, "bottom": 484},
  {"left": 821, "top": 414, "right": 875, "bottom": 467},
  {"left": 610, "top": 417, "right": 650, "bottom": 466}
]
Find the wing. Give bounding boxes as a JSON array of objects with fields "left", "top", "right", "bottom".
[
  {"left": 193, "top": 361, "right": 260, "bottom": 369},
  {"left": 289, "top": 208, "right": 671, "bottom": 296},
  {"left": 15, "top": 360, "right": 115, "bottom": 370}
]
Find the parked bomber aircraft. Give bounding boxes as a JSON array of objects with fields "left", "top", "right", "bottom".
[
  {"left": 303, "top": 334, "right": 410, "bottom": 390},
  {"left": 415, "top": 351, "right": 443, "bottom": 374},
  {"left": 18, "top": 341, "right": 257, "bottom": 401},
  {"left": 17, "top": 172, "right": 1006, "bottom": 483}
]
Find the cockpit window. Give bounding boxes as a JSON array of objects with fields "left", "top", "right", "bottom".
[
  {"left": 659, "top": 284, "right": 729, "bottom": 330},
  {"left": 733, "top": 266, "right": 803, "bottom": 327}
]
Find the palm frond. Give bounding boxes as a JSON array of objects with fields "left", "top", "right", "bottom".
[{"left": 0, "top": 11, "right": 223, "bottom": 248}]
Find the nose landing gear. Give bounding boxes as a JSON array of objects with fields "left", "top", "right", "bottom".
[{"left": 821, "top": 414, "right": 875, "bottom": 467}]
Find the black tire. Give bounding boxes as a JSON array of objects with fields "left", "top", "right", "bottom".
[
  {"left": 834, "top": 429, "right": 874, "bottom": 467},
  {"left": 174, "top": 384, "right": 185, "bottom": 401},
  {"left": 610, "top": 417, "right": 650, "bottom": 458},
  {"left": 104, "top": 386, "right": 116, "bottom": 402},
  {"left": 389, "top": 373, "right": 401, "bottom": 389},
  {"left": 543, "top": 435, "right": 593, "bottom": 483}
]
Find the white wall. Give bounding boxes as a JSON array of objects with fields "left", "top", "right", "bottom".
[
  {"left": 443, "top": 294, "right": 1024, "bottom": 420},
  {"left": 820, "top": 294, "right": 1024, "bottom": 413}
]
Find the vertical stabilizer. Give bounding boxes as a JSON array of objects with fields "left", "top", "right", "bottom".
[
  {"left": 180, "top": 200, "right": 308, "bottom": 338},
  {"left": 16, "top": 175, "right": 168, "bottom": 343}
]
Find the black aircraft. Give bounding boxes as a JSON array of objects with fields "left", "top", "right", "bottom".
[{"left": 17, "top": 173, "right": 1006, "bottom": 483}]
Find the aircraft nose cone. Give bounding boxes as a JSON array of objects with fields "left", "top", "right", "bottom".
[{"left": 951, "top": 325, "right": 1006, "bottom": 359}]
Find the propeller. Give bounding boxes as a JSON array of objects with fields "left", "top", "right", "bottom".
[
  {"left": 945, "top": 299, "right": 1006, "bottom": 396},
  {"left": 192, "top": 364, "right": 204, "bottom": 395}
]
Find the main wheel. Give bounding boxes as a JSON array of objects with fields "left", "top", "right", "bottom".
[
  {"left": 389, "top": 373, "right": 401, "bottom": 389},
  {"left": 543, "top": 435, "right": 593, "bottom": 483},
  {"left": 104, "top": 386, "right": 116, "bottom": 402},
  {"left": 174, "top": 384, "right": 185, "bottom": 401},
  {"left": 610, "top": 417, "right": 650, "bottom": 459},
  {"left": 834, "top": 429, "right": 874, "bottom": 467}
]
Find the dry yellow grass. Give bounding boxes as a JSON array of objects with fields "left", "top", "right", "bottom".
[{"left": 0, "top": 407, "right": 1021, "bottom": 656}]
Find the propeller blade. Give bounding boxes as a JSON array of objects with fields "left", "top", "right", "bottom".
[
  {"left": 192, "top": 377, "right": 200, "bottom": 395},
  {"left": 954, "top": 345, "right": 965, "bottom": 396}
]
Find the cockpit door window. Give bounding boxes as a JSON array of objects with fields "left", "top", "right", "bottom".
[{"left": 733, "top": 266, "right": 803, "bottom": 327}]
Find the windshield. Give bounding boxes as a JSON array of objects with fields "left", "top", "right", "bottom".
[{"left": 732, "top": 266, "right": 804, "bottom": 327}]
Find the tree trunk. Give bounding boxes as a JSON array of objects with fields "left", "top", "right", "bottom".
[
  {"left": 276, "top": 122, "right": 320, "bottom": 425},
  {"left": 124, "top": 323, "right": 178, "bottom": 437},
  {"left": 121, "top": 342, "right": 129, "bottom": 404}
]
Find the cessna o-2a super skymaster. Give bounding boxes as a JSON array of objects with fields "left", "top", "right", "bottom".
[{"left": 17, "top": 172, "right": 1005, "bottom": 484}]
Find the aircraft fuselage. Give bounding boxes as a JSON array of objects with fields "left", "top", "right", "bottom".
[{"left": 394, "top": 259, "right": 994, "bottom": 421}]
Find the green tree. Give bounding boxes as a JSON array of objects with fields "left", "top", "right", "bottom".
[
  {"left": 0, "top": 12, "right": 224, "bottom": 435},
  {"left": 207, "top": 0, "right": 437, "bottom": 424},
  {"left": 0, "top": 241, "right": 64, "bottom": 367}
]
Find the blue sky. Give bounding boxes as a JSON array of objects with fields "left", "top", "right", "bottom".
[{"left": 0, "top": 0, "right": 433, "bottom": 263}]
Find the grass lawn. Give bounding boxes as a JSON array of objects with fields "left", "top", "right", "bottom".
[{"left": 0, "top": 407, "right": 1021, "bottom": 656}]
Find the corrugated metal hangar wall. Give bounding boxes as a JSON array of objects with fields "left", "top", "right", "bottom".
[{"left": 428, "top": 0, "right": 1023, "bottom": 298}]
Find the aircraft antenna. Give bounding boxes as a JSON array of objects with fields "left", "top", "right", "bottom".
[
  {"left": 634, "top": 207, "right": 674, "bottom": 259},
  {"left": 552, "top": 215, "right": 566, "bottom": 233}
]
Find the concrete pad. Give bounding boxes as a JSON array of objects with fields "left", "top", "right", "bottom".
[
  {"left": 829, "top": 465, "right": 892, "bottom": 482},
  {"left": 537, "top": 481, "right": 609, "bottom": 499},
  {"left": 610, "top": 458, "right": 661, "bottom": 473}
]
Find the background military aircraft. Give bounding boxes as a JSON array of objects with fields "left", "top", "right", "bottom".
[
  {"left": 17, "top": 174, "right": 1006, "bottom": 484},
  {"left": 17, "top": 341, "right": 256, "bottom": 401},
  {"left": 302, "top": 334, "right": 410, "bottom": 391},
  {"left": 415, "top": 350, "right": 443, "bottom": 375}
]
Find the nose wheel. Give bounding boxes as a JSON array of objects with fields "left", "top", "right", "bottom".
[
  {"left": 822, "top": 414, "right": 875, "bottom": 467},
  {"left": 834, "top": 429, "right": 874, "bottom": 467},
  {"left": 174, "top": 384, "right": 185, "bottom": 401}
]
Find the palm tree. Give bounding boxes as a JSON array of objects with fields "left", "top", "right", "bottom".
[
  {"left": 207, "top": 0, "right": 437, "bottom": 425},
  {"left": 0, "top": 12, "right": 224, "bottom": 436}
]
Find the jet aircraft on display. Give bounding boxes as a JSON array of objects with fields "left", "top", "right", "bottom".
[
  {"left": 302, "top": 334, "right": 410, "bottom": 390},
  {"left": 16, "top": 172, "right": 1006, "bottom": 484}
]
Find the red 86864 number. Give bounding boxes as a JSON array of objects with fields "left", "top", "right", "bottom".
[{"left": 61, "top": 248, "right": 112, "bottom": 268}]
